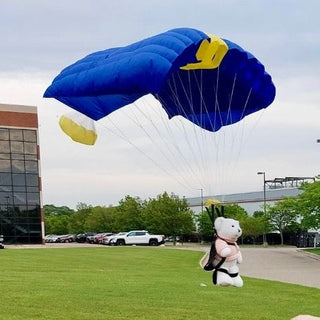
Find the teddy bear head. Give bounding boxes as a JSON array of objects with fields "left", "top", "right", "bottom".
[{"left": 214, "top": 216, "right": 242, "bottom": 242}]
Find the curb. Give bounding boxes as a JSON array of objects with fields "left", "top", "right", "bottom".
[{"left": 297, "top": 248, "right": 320, "bottom": 261}]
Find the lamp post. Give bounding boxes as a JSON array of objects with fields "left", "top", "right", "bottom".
[
  {"left": 257, "top": 171, "right": 268, "bottom": 246},
  {"left": 198, "top": 188, "right": 204, "bottom": 214}
]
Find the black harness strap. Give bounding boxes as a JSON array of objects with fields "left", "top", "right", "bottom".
[
  {"left": 204, "top": 236, "right": 239, "bottom": 285},
  {"left": 213, "top": 267, "right": 239, "bottom": 285}
]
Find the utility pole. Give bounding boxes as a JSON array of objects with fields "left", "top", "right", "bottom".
[{"left": 257, "top": 171, "right": 268, "bottom": 246}]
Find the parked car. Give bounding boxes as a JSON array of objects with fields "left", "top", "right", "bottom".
[
  {"left": 59, "top": 234, "right": 75, "bottom": 243},
  {"left": 94, "top": 233, "right": 113, "bottom": 244},
  {"left": 86, "top": 233, "right": 97, "bottom": 243},
  {"left": 108, "top": 232, "right": 127, "bottom": 246},
  {"left": 75, "top": 232, "right": 96, "bottom": 243},
  {"left": 75, "top": 234, "right": 86, "bottom": 243},
  {"left": 101, "top": 233, "right": 116, "bottom": 245},
  {"left": 0, "top": 234, "right": 4, "bottom": 249},
  {"left": 93, "top": 233, "right": 109, "bottom": 244},
  {"left": 109, "top": 230, "right": 165, "bottom": 246},
  {"left": 45, "top": 234, "right": 62, "bottom": 243},
  {"left": 164, "top": 236, "right": 180, "bottom": 242}
]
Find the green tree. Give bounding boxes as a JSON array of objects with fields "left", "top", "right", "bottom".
[
  {"left": 267, "top": 198, "right": 298, "bottom": 245},
  {"left": 197, "top": 204, "right": 248, "bottom": 241},
  {"left": 45, "top": 214, "right": 70, "bottom": 235},
  {"left": 68, "top": 203, "right": 93, "bottom": 234},
  {"left": 296, "top": 179, "right": 320, "bottom": 231},
  {"left": 196, "top": 211, "right": 213, "bottom": 240},
  {"left": 224, "top": 204, "right": 252, "bottom": 242},
  {"left": 44, "top": 205, "right": 74, "bottom": 235},
  {"left": 240, "top": 215, "right": 268, "bottom": 244},
  {"left": 113, "top": 196, "right": 144, "bottom": 231},
  {"left": 84, "top": 205, "right": 117, "bottom": 232},
  {"left": 44, "top": 204, "right": 74, "bottom": 216},
  {"left": 224, "top": 204, "right": 248, "bottom": 220},
  {"left": 143, "top": 192, "right": 195, "bottom": 243}
]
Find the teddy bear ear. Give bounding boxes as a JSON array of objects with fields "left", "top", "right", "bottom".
[{"left": 214, "top": 217, "right": 224, "bottom": 230}]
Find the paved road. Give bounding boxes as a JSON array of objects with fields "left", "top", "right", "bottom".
[
  {"left": 239, "top": 247, "right": 320, "bottom": 288},
  {"left": 199, "top": 245, "right": 320, "bottom": 288}
]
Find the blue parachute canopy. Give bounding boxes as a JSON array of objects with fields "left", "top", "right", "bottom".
[{"left": 44, "top": 28, "right": 276, "bottom": 132}]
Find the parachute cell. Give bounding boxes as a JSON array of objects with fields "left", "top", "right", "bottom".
[
  {"left": 59, "top": 112, "right": 97, "bottom": 145},
  {"left": 44, "top": 28, "right": 276, "bottom": 132}
]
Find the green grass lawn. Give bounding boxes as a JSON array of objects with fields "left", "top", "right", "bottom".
[
  {"left": 0, "top": 246, "right": 319, "bottom": 320},
  {"left": 304, "top": 248, "right": 320, "bottom": 255}
]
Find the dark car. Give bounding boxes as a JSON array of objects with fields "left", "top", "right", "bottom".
[
  {"left": 0, "top": 234, "right": 4, "bottom": 249},
  {"left": 59, "top": 234, "right": 75, "bottom": 243},
  {"left": 75, "top": 232, "right": 96, "bottom": 243}
]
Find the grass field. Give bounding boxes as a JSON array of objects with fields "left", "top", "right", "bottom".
[
  {"left": 0, "top": 246, "right": 319, "bottom": 320},
  {"left": 304, "top": 248, "right": 320, "bottom": 255}
]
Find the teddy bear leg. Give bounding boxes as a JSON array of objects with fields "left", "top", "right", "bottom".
[
  {"left": 232, "top": 275, "right": 243, "bottom": 287},
  {"left": 216, "top": 271, "right": 233, "bottom": 286}
]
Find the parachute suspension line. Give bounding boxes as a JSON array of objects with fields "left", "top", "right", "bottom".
[
  {"left": 215, "top": 71, "right": 246, "bottom": 190},
  {"left": 154, "top": 89, "right": 206, "bottom": 190},
  {"left": 173, "top": 69, "right": 217, "bottom": 194},
  {"left": 213, "top": 66, "right": 222, "bottom": 130},
  {"left": 183, "top": 69, "right": 211, "bottom": 187},
  {"left": 152, "top": 77, "right": 199, "bottom": 190},
  {"left": 159, "top": 75, "right": 203, "bottom": 169},
  {"left": 96, "top": 115, "right": 196, "bottom": 191},
  {"left": 129, "top": 98, "right": 201, "bottom": 189},
  {"left": 150, "top": 95, "right": 205, "bottom": 189},
  {"left": 192, "top": 68, "right": 223, "bottom": 192},
  {"left": 127, "top": 99, "right": 201, "bottom": 191},
  {"left": 157, "top": 72, "right": 208, "bottom": 190},
  {"left": 227, "top": 73, "right": 238, "bottom": 126},
  {"left": 187, "top": 71, "right": 194, "bottom": 112},
  {"left": 169, "top": 71, "right": 216, "bottom": 192},
  {"left": 226, "top": 86, "right": 254, "bottom": 177},
  {"left": 192, "top": 69, "right": 218, "bottom": 193},
  {"left": 163, "top": 73, "right": 211, "bottom": 189},
  {"left": 210, "top": 71, "right": 236, "bottom": 193},
  {"left": 188, "top": 65, "right": 224, "bottom": 194},
  {"left": 240, "top": 88, "right": 252, "bottom": 120}
]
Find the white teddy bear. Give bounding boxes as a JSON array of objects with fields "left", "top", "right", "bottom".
[{"left": 204, "top": 216, "right": 243, "bottom": 287}]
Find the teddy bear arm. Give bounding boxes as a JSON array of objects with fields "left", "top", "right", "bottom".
[
  {"left": 237, "top": 251, "right": 243, "bottom": 263},
  {"left": 220, "top": 246, "right": 232, "bottom": 257}
]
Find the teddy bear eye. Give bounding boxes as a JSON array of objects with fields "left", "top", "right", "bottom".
[{"left": 232, "top": 225, "right": 235, "bottom": 227}]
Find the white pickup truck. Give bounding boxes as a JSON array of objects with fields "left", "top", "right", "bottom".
[{"left": 110, "top": 230, "right": 165, "bottom": 246}]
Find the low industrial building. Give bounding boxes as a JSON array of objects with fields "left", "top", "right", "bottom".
[{"left": 187, "top": 187, "right": 302, "bottom": 215}]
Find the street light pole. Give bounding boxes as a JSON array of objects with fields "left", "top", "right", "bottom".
[
  {"left": 199, "top": 188, "right": 204, "bottom": 214},
  {"left": 257, "top": 171, "right": 268, "bottom": 246}
]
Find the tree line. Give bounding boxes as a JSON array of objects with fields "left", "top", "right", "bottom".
[
  {"left": 44, "top": 179, "right": 320, "bottom": 245},
  {"left": 44, "top": 192, "right": 194, "bottom": 240}
]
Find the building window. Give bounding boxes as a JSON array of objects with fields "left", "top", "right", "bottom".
[{"left": 0, "top": 128, "right": 41, "bottom": 244}]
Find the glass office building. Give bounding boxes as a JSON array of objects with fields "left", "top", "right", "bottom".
[{"left": 0, "top": 103, "right": 44, "bottom": 244}]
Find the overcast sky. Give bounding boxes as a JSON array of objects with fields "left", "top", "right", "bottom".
[{"left": 0, "top": 0, "right": 319, "bottom": 208}]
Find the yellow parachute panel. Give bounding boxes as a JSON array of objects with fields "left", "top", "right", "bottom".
[
  {"left": 204, "top": 199, "right": 222, "bottom": 207},
  {"left": 59, "top": 113, "right": 97, "bottom": 146},
  {"left": 180, "top": 35, "right": 228, "bottom": 70}
]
